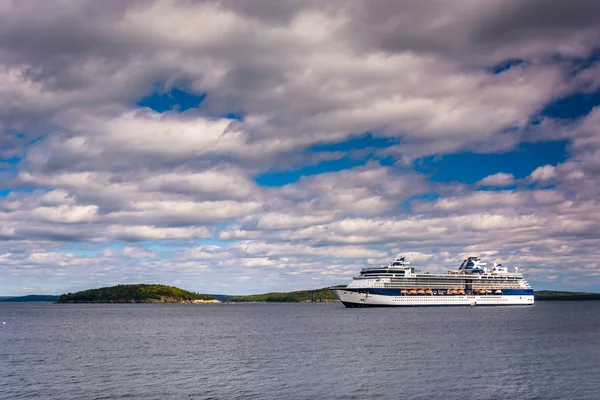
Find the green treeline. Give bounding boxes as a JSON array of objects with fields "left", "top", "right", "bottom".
[
  {"left": 535, "top": 290, "right": 600, "bottom": 301},
  {"left": 57, "top": 284, "right": 214, "bottom": 303},
  {"left": 0, "top": 295, "right": 60, "bottom": 302},
  {"left": 227, "top": 287, "right": 338, "bottom": 303}
]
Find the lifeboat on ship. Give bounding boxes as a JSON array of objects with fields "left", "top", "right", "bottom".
[
  {"left": 417, "top": 289, "right": 425, "bottom": 295},
  {"left": 425, "top": 289, "right": 433, "bottom": 295}
]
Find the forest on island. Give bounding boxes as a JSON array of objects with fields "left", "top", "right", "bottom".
[
  {"left": 535, "top": 290, "right": 600, "bottom": 300},
  {"left": 57, "top": 284, "right": 214, "bottom": 303},
  {"left": 227, "top": 287, "right": 338, "bottom": 303},
  {"left": 0, "top": 295, "right": 60, "bottom": 302}
]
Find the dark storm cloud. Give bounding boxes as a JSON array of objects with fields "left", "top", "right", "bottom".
[
  {"left": 475, "top": 0, "right": 600, "bottom": 45},
  {"left": 336, "top": 0, "right": 600, "bottom": 65},
  {"left": 0, "top": 1, "right": 134, "bottom": 60},
  {"left": 215, "top": 0, "right": 334, "bottom": 24}
]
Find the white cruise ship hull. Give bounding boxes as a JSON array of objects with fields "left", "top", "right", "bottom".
[{"left": 331, "top": 288, "right": 534, "bottom": 307}]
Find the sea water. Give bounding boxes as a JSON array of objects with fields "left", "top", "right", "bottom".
[{"left": 1, "top": 302, "right": 599, "bottom": 399}]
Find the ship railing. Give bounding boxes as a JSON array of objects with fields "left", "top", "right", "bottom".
[
  {"left": 356, "top": 274, "right": 524, "bottom": 280},
  {"left": 380, "top": 283, "right": 525, "bottom": 289}
]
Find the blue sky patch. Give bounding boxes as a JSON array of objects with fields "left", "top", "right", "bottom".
[
  {"left": 310, "top": 133, "right": 399, "bottom": 153},
  {"left": 0, "top": 156, "right": 21, "bottom": 165},
  {"left": 541, "top": 89, "right": 600, "bottom": 119},
  {"left": 476, "top": 184, "right": 518, "bottom": 192},
  {"left": 223, "top": 112, "right": 245, "bottom": 121},
  {"left": 488, "top": 58, "right": 526, "bottom": 74},
  {"left": 413, "top": 140, "right": 569, "bottom": 184},
  {"left": 0, "top": 188, "right": 39, "bottom": 197},
  {"left": 402, "top": 193, "right": 440, "bottom": 210},
  {"left": 137, "top": 87, "right": 206, "bottom": 113},
  {"left": 255, "top": 156, "right": 368, "bottom": 186},
  {"left": 253, "top": 134, "right": 399, "bottom": 187}
]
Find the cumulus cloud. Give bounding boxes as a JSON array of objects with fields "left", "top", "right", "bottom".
[
  {"left": 530, "top": 165, "right": 556, "bottom": 182},
  {"left": 478, "top": 172, "right": 515, "bottom": 186},
  {"left": 1, "top": 0, "right": 600, "bottom": 294},
  {"left": 1, "top": 0, "right": 591, "bottom": 160}
]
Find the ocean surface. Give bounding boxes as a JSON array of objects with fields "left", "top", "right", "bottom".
[{"left": 1, "top": 302, "right": 599, "bottom": 400}]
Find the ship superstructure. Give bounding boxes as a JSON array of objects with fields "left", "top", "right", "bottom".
[{"left": 330, "top": 256, "right": 534, "bottom": 307}]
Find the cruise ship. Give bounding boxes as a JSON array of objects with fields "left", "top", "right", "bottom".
[{"left": 330, "top": 256, "right": 534, "bottom": 307}]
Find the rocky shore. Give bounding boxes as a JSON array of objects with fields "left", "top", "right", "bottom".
[{"left": 60, "top": 296, "right": 222, "bottom": 304}]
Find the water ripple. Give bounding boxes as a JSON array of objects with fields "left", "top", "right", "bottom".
[{"left": 1, "top": 302, "right": 599, "bottom": 399}]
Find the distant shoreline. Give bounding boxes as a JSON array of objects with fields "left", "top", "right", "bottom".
[
  {"left": 534, "top": 291, "right": 600, "bottom": 301},
  {"left": 57, "top": 299, "right": 221, "bottom": 304},
  {"left": 2, "top": 289, "right": 599, "bottom": 303}
]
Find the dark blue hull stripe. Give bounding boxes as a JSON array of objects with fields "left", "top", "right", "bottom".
[
  {"left": 341, "top": 301, "right": 533, "bottom": 308},
  {"left": 338, "top": 288, "right": 534, "bottom": 296}
]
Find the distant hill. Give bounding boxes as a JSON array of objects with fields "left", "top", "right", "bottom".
[
  {"left": 0, "top": 295, "right": 60, "bottom": 302},
  {"left": 227, "top": 287, "right": 339, "bottom": 303},
  {"left": 57, "top": 284, "right": 215, "bottom": 303},
  {"left": 535, "top": 290, "right": 600, "bottom": 301}
]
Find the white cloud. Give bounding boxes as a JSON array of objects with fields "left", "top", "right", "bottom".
[
  {"left": 530, "top": 165, "right": 555, "bottom": 182},
  {"left": 105, "top": 199, "right": 263, "bottom": 225},
  {"left": 1, "top": 0, "right": 600, "bottom": 294},
  {"left": 140, "top": 167, "right": 256, "bottom": 199},
  {"left": 1, "top": 0, "right": 584, "bottom": 164},
  {"left": 256, "top": 212, "right": 335, "bottom": 230},
  {"left": 105, "top": 225, "right": 212, "bottom": 241},
  {"left": 478, "top": 172, "right": 515, "bottom": 187},
  {"left": 122, "top": 246, "right": 157, "bottom": 259},
  {"left": 30, "top": 204, "right": 98, "bottom": 223}
]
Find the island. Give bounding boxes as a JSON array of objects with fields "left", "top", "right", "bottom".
[
  {"left": 0, "top": 295, "right": 60, "bottom": 302},
  {"left": 57, "top": 284, "right": 218, "bottom": 303},
  {"left": 227, "top": 287, "right": 339, "bottom": 303},
  {"left": 534, "top": 290, "right": 600, "bottom": 301}
]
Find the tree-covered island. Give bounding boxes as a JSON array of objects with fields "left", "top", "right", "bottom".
[
  {"left": 534, "top": 290, "right": 600, "bottom": 301},
  {"left": 57, "top": 284, "right": 217, "bottom": 303},
  {"left": 0, "top": 295, "right": 60, "bottom": 302},
  {"left": 227, "top": 287, "right": 339, "bottom": 303}
]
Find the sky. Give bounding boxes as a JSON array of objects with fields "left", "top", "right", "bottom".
[{"left": 1, "top": 0, "right": 600, "bottom": 296}]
